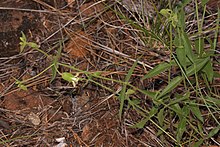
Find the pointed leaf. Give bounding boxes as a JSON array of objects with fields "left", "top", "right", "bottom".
[
  {"left": 207, "top": 126, "right": 220, "bottom": 138},
  {"left": 126, "top": 89, "right": 135, "bottom": 95},
  {"left": 201, "top": 0, "right": 209, "bottom": 6},
  {"left": 194, "top": 139, "right": 203, "bottom": 147},
  {"left": 178, "top": 0, "right": 191, "bottom": 8},
  {"left": 177, "top": 8, "right": 186, "bottom": 29},
  {"left": 171, "top": 104, "right": 183, "bottom": 118},
  {"left": 62, "top": 72, "right": 74, "bottom": 82},
  {"left": 176, "top": 47, "right": 186, "bottom": 70},
  {"left": 142, "top": 62, "right": 171, "bottom": 80},
  {"left": 51, "top": 42, "right": 62, "bottom": 82},
  {"left": 176, "top": 106, "right": 189, "bottom": 143},
  {"left": 142, "top": 90, "right": 158, "bottom": 99},
  {"left": 181, "top": 32, "right": 194, "bottom": 62},
  {"left": 177, "top": 117, "right": 187, "bottom": 143},
  {"left": 119, "top": 59, "right": 138, "bottom": 120},
  {"left": 157, "top": 76, "right": 183, "bottom": 99},
  {"left": 190, "top": 105, "right": 204, "bottom": 123},
  {"left": 168, "top": 92, "right": 189, "bottom": 106},
  {"left": 50, "top": 63, "right": 57, "bottom": 83},
  {"left": 92, "top": 71, "right": 102, "bottom": 77},
  {"left": 28, "top": 42, "right": 39, "bottom": 48},
  {"left": 202, "top": 59, "right": 213, "bottom": 82},
  {"left": 158, "top": 108, "right": 165, "bottom": 126},
  {"left": 20, "top": 43, "right": 26, "bottom": 53},
  {"left": 186, "top": 57, "right": 209, "bottom": 77},
  {"left": 21, "top": 31, "right": 27, "bottom": 42},
  {"left": 128, "top": 98, "right": 140, "bottom": 109},
  {"left": 132, "top": 118, "right": 149, "bottom": 129},
  {"left": 206, "top": 96, "right": 220, "bottom": 106},
  {"left": 132, "top": 107, "right": 158, "bottom": 128}
]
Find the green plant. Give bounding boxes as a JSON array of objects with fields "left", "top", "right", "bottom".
[
  {"left": 16, "top": 1, "right": 220, "bottom": 145},
  {"left": 113, "top": 0, "right": 220, "bottom": 146},
  {"left": 17, "top": 32, "right": 82, "bottom": 90}
]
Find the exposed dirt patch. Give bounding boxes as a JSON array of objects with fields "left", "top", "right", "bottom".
[
  {"left": 0, "top": 1, "right": 42, "bottom": 57},
  {"left": 1, "top": 90, "right": 53, "bottom": 110},
  {"left": 64, "top": 31, "right": 92, "bottom": 58}
]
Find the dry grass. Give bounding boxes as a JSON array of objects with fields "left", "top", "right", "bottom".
[{"left": 0, "top": 0, "right": 219, "bottom": 146}]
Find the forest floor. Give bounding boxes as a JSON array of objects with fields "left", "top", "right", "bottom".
[{"left": 0, "top": 0, "right": 219, "bottom": 146}]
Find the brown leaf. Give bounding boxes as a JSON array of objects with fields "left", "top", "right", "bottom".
[
  {"left": 79, "top": 2, "right": 105, "bottom": 16},
  {"left": 64, "top": 31, "right": 92, "bottom": 58}
]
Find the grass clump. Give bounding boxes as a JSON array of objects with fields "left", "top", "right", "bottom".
[{"left": 115, "top": 0, "right": 220, "bottom": 146}]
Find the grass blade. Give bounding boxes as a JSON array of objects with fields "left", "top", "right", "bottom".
[
  {"left": 186, "top": 57, "right": 209, "bottom": 77},
  {"left": 157, "top": 76, "right": 183, "bottom": 99},
  {"left": 181, "top": 32, "right": 194, "bottom": 62},
  {"left": 190, "top": 105, "right": 204, "bottom": 123},
  {"left": 132, "top": 107, "right": 158, "bottom": 129},
  {"left": 202, "top": 59, "right": 214, "bottom": 82},
  {"left": 176, "top": 47, "right": 186, "bottom": 70},
  {"left": 119, "top": 59, "right": 138, "bottom": 120},
  {"left": 142, "top": 62, "right": 171, "bottom": 80}
]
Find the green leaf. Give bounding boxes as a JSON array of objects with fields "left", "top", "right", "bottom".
[
  {"left": 202, "top": 59, "right": 213, "bottom": 82},
  {"left": 201, "top": 0, "right": 209, "bottom": 6},
  {"left": 50, "top": 42, "right": 62, "bottom": 82},
  {"left": 157, "top": 76, "right": 183, "bottom": 99},
  {"left": 177, "top": 117, "right": 187, "bottom": 143},
  {"left": 170, "top": 12, "right": 178, "bottom": 28},
  {"left": 186, "top": 57, "right": 209, "bottom": 77},
  {"left": 141, "top": 90, "right": 158, "bottom": 99},
  {"left": 206, "top": 96, "right": 220, "bottom": 106},
  {"left": 177, "top": 8, "right": 186, "bottom": 29},
  {"left": 50, "top": 62, "right": 58, "bottom": 83},
  {"left": 149, "top": 107, "right": 158, "bottom": 117},
  {"left": 177, "top": 0, "right": 192, "bottom": 8},
  {"left": 131, "top": 107, "right": 158, "bottom": 129},
  {"left": 176, "top": 47, "right": 186, "bottom": 70},
  {"left": 142, "top": 62, "right": 171, "bottom": 80},
  {"left": 190, "top": 105, "right": 204, "bottom": 123},
  {"left": 174, "top": 37, "right": 181, "bottom": 47},
  {"left": 92, "top": 71, "right": 102, "bottom": 77},
  {"left": 132, "top": 118, "right": 149, "bottom": 129},
  {"left": 19, "top": 42, "right": 26, "bottom": 53},
  {"left": 158, "top": 108, "right": 165, "bottom": 126},
  {"left": 62, "top": 72, "right": 74, "bottom": 82},
  {"left": 159, "top": 9, "right": 172, "bottom": 18},
  {"left": 119, "top": 59, "right": 138, "bottom": 120},
  {"left": 214, "top": 71, "right": 220, "bottom": 78},
  {"left": 20, "top": 31, "right": 27, "bottom": 42},
  {"left": 176, "top": 106, "right": 189, "bottom": 143},
  {"left": 18, "top": 84, "right": 28, "bottom": 91},
  {"left": 15, "top": 79, "right": 28, "bottom": 91},
  {"left": 28, "top": 42, "right": 39, "bottom": 48},
  {"left": 126, "top": 89, "right": 135, "bottom": 95},
  {"left": 207, "top": 126, "right": 220, "bottom": 138},
  {"left": 157, "top": 125, "right": 168, "bottom": 136},
  {"left": 128, "top": 98, "right": 140, "bottom": 109},
  {"left": 194, "top": 139, "right": 203, "bottom": 147},
  {"left": 181, "top": 32, "right": 194, "bottom": 62},
  {"left": 19, "top": 32, "right": 27, "bottom": 53},
  {"left": 171, "top": 103, "right": 183, "bottom": 118},
  {"left": 167, "top": 92, "right": 189, "bottom": 107}
]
